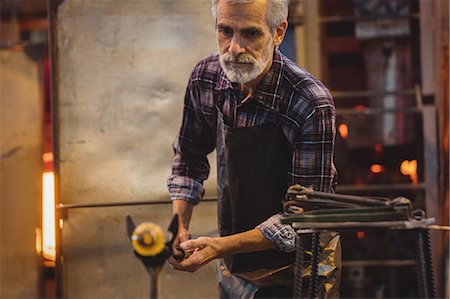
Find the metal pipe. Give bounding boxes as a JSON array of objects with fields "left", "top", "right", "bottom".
[
  {"left": 336, "top": 183, "right": 425, "bottom": 193},
  {"left": 331, "top": 89, "right": 415, "bottom": 99},
  {"left": 319, "top": 13, "right": 420, "bottom": 23},
  {"left": 336, "top": 107, "right": 421, "bottom": 116},
  {"left": 148, "top": 268, "right": 159, "bottom": 299},
  {"left": 292, "top": 219, "right": 435, "bottom": 229},
  {"left": 57, "top": 197, "right": 217, "bottom": 210},
  {"left": 294, "top": 189, "right": 389, "bottom": 206}
]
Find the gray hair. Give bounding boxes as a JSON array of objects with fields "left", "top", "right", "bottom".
[{"left": 211, "top": 0, "right": 289, "bottom": 31}]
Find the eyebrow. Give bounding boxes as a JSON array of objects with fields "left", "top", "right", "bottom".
[
  {"left": 216, "top": 24, "right": 263, "bottom": 33},
  {"left": 241, "top": 27, "right": 262, "bottom": 34},
  {"left": 216, "top": 24, "right": 230, "bottom": 30}
]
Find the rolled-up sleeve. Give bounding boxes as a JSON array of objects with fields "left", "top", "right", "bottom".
[{"left": 256, "top": 213, "right": 296, "bottom": 252}]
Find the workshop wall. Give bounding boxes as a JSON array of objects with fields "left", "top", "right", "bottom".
[
  {"left": 55, "top": 0, "right": 218, "bottom": 298},
  {"left": 0, "top": 51, "right": 42, "bottom": 298}
]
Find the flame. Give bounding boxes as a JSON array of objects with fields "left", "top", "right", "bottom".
[
  {"left": 43, "top": 152, "right": 54, "bottom": 163},
  {"left": 35, "top": 228, "right": 42, "bottom": 254},
  {"left": 370, "top": 164, "right": 384, "bottom": 174},
  {"left": 42, "top": 171, "right": 56, "bottom": 261},
  {"left": 338, "top": 124, "right": 349, "bottom": 139},
  {"left": 400, "top": 160, "right": 418, "bottom": 184}
]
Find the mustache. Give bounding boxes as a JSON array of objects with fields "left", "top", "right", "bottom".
[{"left": 221, "top": 53, "right": 256, "bottom": 64}]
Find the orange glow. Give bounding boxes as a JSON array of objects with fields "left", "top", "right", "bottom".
[
  {"left": 400, "top": 160, "right": 418, "bottom": 184},
  {"left": 370, "top": 164, "right": 384, "bottom": 174},
  {"left": 42, "top": 171, "right": 56, "bottom": 261},
  {"left": 43, "top": 152, "right": 54, "bottom": 163},
  {"left": 356, "top": 231, "right": 365, "bottom": 239},
  {"left": 35, "top": 228, "right": 42, "bottom": 254},
  {"left": 338, "top": 124, "right": 349, "bottom": 139},
  {"left": 354, "top": 104, "right": 366, "bottom": 110},
  {"left": 374, "top": 143, "right": 383, "bottom": 153}
]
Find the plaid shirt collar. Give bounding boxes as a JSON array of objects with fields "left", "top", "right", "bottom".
[{"left": 215, "top": 48, "right": 285, "bottom": 112}]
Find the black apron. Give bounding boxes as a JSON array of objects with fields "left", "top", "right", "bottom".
[{"left": 215, "top": 98, "right": 295, "bottom": 274}]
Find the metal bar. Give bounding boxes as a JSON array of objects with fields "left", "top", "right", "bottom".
[
  {"left": 331, "top": 89, "right": 415, "bottom": 99},
  {"left": 47, "top": 0, "right": 64, "bottom": 297},
  {"left": 319, "top": 13, "right": 420, "bottom": 24},
  {"left": 293, "top": 234, "right": 306, "bottom": 299},
  {"left": 415, "top": 229, "right": 436, "bottom": 298},
  {"left": 309, "top": 232, "right": 320, "bottom": 298},
  {"left": 148, "top": 268, "right": 159, "bottom": 299},
  {"left": 57, "top": 197, "right": 217, "bottom": 210},
  {"left": 292, "top": 219, "right": 435, "bottom": 229},
  {"left": 285, "top": 210, "right": 409, "bottom": 223},
  {"left": 336, "top": 183, "right": 425, "bottom": 193},
  {"left": 296, "top": 189, "right": 389, "bottom": 206},
  {"left": 422, "top": 105, "right": 442, "bottom": 297},
  {"left": 342, "top": 259, "right": 416, "bottom": 267},
  {"left": 336, "top": 107, "right": 421, "bottom": 115}
]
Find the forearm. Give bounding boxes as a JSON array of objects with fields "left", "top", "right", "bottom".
[
  {"left": 171, "top": 228, "right": 276, "bottom": 272},
  {"left": 172, "top": 199, "right": 194, "bottom": 243},
  {"left": 172, "top": 199, "right": 194, "bottom": 229},
  {"left": 216, "top": 228, "right": 275, "bottom": 257}
]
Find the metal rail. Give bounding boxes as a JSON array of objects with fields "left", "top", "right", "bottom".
[
  {"left": 336, "top": 183, "right": 425, "bottom": 193},
  {"left": 342, "top": 259, "right": 417, "bottom": 267},
  {"left": 291, "top": 218, "right": 435, "bottom": 229},
  {"left": 319, "top": 13, "right": 420, "bottom": 24},
  {"left": 336, "top": 107, "right": 421, "bottom": 115},
  {"left": 57, "top": 196, "right": 217, "bottom": 210},
  {"left": 331, "top": 89, "right": 416, "bottom": 99}
]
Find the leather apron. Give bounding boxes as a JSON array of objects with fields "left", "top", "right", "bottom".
[{"left": 215, "top": 99, "right": 295, "bottom": 274}]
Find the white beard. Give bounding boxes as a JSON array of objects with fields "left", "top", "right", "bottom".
[{"left": 219, "top": 43, "right": 274, "bottom": 83}]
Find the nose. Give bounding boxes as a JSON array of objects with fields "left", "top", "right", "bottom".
[{"left": 228, "top": 35, "right": 245, "bottom": 57}]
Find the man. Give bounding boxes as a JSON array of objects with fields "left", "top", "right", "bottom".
[{"left": 167, "top": 0, "right": 339, "bottom": 297}]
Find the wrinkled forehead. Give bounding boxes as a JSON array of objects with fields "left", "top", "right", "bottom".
[{"left": 217, "top": 0, "right": 270, "bottom": 28}]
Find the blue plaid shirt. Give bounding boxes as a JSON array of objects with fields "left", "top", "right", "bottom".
[{"left": 168, "top": 49, "right": 337, "bottom": 252}]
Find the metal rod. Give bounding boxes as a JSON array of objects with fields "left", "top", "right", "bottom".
[
  {"left": 336, "top": 107, "right": 421, "bottom": 115},
  {"left": 297, "top": 189, "right": 389, "bottom": 206},
  {"left": 342, "top": 259, "right": 416, "bottom": 267},
  {"left": 319, "top": 13, "right": 420, "bottom": 23},
  {"left": 336, "top": 183, "right": 425, "bottom": 193},
  {"left": 331, "top": 89, "right": 415, "bottom": 99},
  {"left": 309, "top": 233, "right": 320, "bottom": 299},
  {"left": 57, "top": 197, "right": 217, "bottom": 210},
  {"left": 293, "top": 234, "right": 306, "bottom": 299},
  {"left": 292, "top": 219, "right": 435, "bottom": 229},
  {"left": 148, "top": 268, "right": 159, "bottom": 299},
  {"left": 415, "top": 229, "right": 436, "bottom": 298}
]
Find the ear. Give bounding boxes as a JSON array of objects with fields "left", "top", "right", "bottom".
[{"left": 273, "top": 20, "right": 288, "bottom": 47}]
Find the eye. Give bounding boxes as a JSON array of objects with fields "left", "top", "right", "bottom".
[
  {"left": 217, "top": 25, "right": 233, "bottom": 37},
  {"left": 242, "top": 28, "right": 262, "bottom": 39}
]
